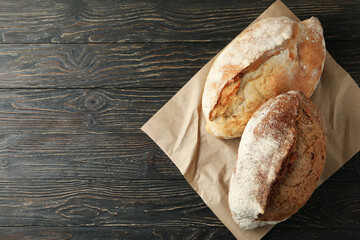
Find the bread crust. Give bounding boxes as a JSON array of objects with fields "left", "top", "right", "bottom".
[
  {"left": 202, "top": 17, "right": 325, "bottom": 139},
  {"left": 228, "top": 91, "right": 326, "bottom": 229}
]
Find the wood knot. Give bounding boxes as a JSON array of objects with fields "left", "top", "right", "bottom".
[
  {"left": 57, "top": 202, "right": 117, "bottom": 223},
  {"left": 146, "top": 152, "right": 156, "bottom": 162},
  {"left": 144, "top": 151, "right": 159, "bottom": 178},
  {"left": 84, "top": 93, "right": 106, "bottom": 111},
  {"left": 0, "top": 134, "right": 20, "bottom": 150},
  {"left": 0, "top": 159, "right": 8, "bottom": 167}
]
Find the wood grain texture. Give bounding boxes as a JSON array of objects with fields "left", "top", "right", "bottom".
[
  {"left": 0, "top": 0, "right": 357, "bottom": 44},
  {"left": 0, "top": 179, "right": 222, "bottom": 227},
  {"left": 0, "top": 133, "right": 357, "bottom": 181},
  {"left": 0, "top": 226, "right": 236, "bottom": 240},
  {"left": 0, "top": 0, "right": 357, "bottom": 239},
  {"left": 0, "top": 88, "right": 174, "bottom": 133},
  {"left": 0, "top": 179, "right": 357, "bottom": 229},
  {"left": 0, "top": 88, "right": 357, "bottom": 181},
  {"left": 0, "top": 227, "right": 358, "bottom": 240},
  {"left": 0, "top": 133, "right": 180, "bottom": 180},
  {"left": 0, "top": 43, "right": 214, "bottom": 88},
  {"left": 263, "top": 229, "right": 360, "bottom": 240},
  {"left": 0, "top": 42, "right": 356, "bottom": 88}
]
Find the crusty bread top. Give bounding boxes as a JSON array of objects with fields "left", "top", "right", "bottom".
[
  {"left": 202, "top": 17, "right": 295, "bottom": 119},
  {"left": 228, "top": 91, "right": 298, "bottom": 228},
  {"left": 202, "top": 16, "right": 325, "bottom": 139},
  {"left": 228, "top": 90, "right": 326, "bottom": 229},
  {"left": 257, "top": 90, "right": 326, "bottom": 222}
]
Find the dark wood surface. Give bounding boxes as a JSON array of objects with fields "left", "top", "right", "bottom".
[{"left": 0, "top": 0, "right": 358, "bottom": 239}]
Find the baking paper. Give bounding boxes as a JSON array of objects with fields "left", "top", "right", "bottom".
[{"left": 141, "top": 1, "right": 360, "bottom": 239}]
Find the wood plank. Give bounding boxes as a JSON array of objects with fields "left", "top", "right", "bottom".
[
  {"left": 326, "top": 41, "right": 360, "bottom": 85},
  {"left": 0, "top": 88, "right": 357, "bottom": 180},
  {"left": 0, "top": 226, "right": 236, "bottom": 240},
  {"left": 0, "top": 179, "right": 357, "bottom": 229},
  {"left": 0, "top": 43, "right": 214, "bottom": 88},
  {"left": 264, "top": 229, "right": 360, "bottom": 240},
  {"left": 0, "top": 88, "right": 173, "bottom": 133},
  {"left": 278, "top": 179, "right": 360, "bottom": 229},
  {"left": 0, "top": 131, "right": 357, "bottom": 180},
  {"left": 0, "top": 133, "right": 181, "bottom": 180},
  {"left": 0, "top": 227, "right": 358, "bottom": 240},
  {"left": 0, "top": 87, "right": 355, "bottom": 179},
  {"left": 0, "top": 88, "right": 177, "bottom": 179},
  {"left": 0, "top": 179, "right": 223, "bottom": 227},
  {"left": 0, "top": 133, "right": 358, "bottom": 181},
  {"left": 0, "top": 0, "right": 357, "bottom": 43},
  {"left": 0, "top": 42, "right": 356, "bottom": 88}
]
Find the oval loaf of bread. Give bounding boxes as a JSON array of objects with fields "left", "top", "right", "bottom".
[
  {"left": 228, "top": 90, "right": 326, "bottom": 229},
  {"left": 202, "top": 16, "right": 325, "bottom": 138}
]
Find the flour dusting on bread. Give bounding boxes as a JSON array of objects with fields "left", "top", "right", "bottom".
[
  {"left": 202, "top": 16, "right": 325, "bottom": 139},
  {"left": 228, "top": 91, "right": 326, "bottom": 229},
  {"left": 202, "top": 17, "right": 295, "bottom": 120},
  {"left": 228, "top": 92, "right": 298, "bottom": 229}
]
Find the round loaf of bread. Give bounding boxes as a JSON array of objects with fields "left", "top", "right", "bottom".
[
  {"left": 228, "top": 90, "right": 326, "bottom": 229},
  {"left": 202, "top": 16, "right": 325, "bottom": 139}
]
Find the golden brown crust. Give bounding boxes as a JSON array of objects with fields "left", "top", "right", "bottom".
[
  {"left": 203, "top": 17, "right": 325, "bottom": 139},
  {"left": 290, "top": 18, "right": 326, "bottom": 96}
]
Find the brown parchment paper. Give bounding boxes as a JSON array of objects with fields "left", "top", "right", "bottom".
[{"left": 141, "top": 0, "right": 360, "bottom": 239}]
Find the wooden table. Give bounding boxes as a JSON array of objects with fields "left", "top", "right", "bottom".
[{"left": 0, "top": 0, "right": 358, "bottom": 239}]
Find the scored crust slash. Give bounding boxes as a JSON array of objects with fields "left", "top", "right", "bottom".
[
  {"left": 202, "top": 16, "right": 325, "bottom": 139},
  {"left": 201, "top": 17, "right": 326, "bottom": 230},
  {"left": 228, "top": 90, "right": 326, "bottom": 229}
]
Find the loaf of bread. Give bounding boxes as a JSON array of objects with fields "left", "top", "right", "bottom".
[
  {"left": 202, "top": 17, "right": 325, "bottom": 139},
  {"left": 228, "top": 90, "right": 326, "bottom": 229}
]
